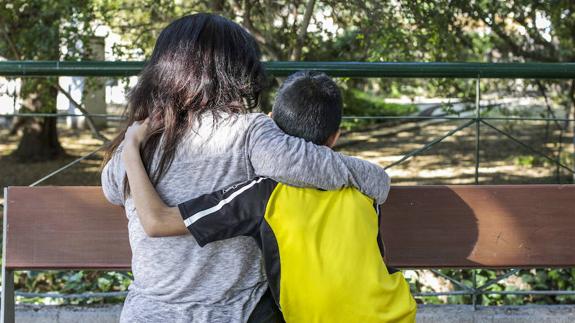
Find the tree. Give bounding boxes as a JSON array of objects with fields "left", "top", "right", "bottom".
[
  {"left": 4, "top": 0, "right": 573, "bottom": 161},
  {"left": 0, "top": 0, "right": 97, "bottom": 161},
  {"left": 1, "top": 0, "right": 432, "bottom": 160},
  {"left": 398, "top": 0, "right": 575, "bottom": 180},
  {"left": 97, "top": 0, "right": 360, "bottom": 109}
]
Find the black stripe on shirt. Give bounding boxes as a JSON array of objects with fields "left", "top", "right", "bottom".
[{"left": 178, "top": 177, "right": 278, "bottom": 246}]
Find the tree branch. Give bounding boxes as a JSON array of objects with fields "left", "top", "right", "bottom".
[
  {"left": 537, "top": 81, "right": 563, "bottom": 132},
  {"left": 55, "top": 84, "right": 110, "bottom": 143},
  {"left": 465, "top": 5, "right": 556, "bottom": 62},
  {"left": 236, "top": 0, "right": 282, "bottom": 60},
  {"left": 513, "top": 12, "right": 559, "bottom": 60},
  {"left": 210, "top": 0, "right": 225, "bottom": 12},
  {"left": 291, "top": 0, "right": 316, "bottom": 60},
  {"left": 563, "top": 80, "right": 575, "bottom": 133},
  {"left": 487, "top": 18, "right": 555, "bottom": 62},
  {"left": 1, "top": 26, "right": 21, "bottom": 59}
]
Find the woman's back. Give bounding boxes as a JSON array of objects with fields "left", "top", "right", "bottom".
[
  {"left": 104, "top": 113, "right": 391, "bottom": 323},
  {"left": 103, "top": 113, "right": 267, "bottom": 322},
  {"left": 101, "top": 13, "right": 391, "bottom": 323}
]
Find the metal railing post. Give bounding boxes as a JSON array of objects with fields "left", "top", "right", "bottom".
[
  {"left": 472, "top": 76, "right": 481, "bottom": 310},
  {"left": 2, "top": 188, "right": 16, "bottom": 323},
  {"left": 472, "top": 270, "right": 478, "bottom": 310},
  {"left": 475, "top": 75, "right": 481, "bottom": 185}
]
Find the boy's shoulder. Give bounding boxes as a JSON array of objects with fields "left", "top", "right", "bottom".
[
  {"left": 202, "top": 178, "right": 377, "bottom": 215},
  {"left": 273, "top": 183, "right": 376, "bottom": 205}
]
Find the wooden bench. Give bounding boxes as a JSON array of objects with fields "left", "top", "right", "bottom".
[{"left": 2, "top": 185, "right": 575, "bottom": 322}]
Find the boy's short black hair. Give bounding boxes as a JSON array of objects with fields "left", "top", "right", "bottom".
[{"left": 272, "top": 71, "right": 342, "bottom": 145}]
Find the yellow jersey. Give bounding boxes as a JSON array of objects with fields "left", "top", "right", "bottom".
[{"left": 179, "top": 177, "right": 416, "bottom": 323}]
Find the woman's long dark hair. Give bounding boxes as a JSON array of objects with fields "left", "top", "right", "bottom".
[{"left": 103, "top": 13, "right": 267, "bottom": 196}]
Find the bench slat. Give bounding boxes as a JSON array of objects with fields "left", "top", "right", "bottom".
[
  {"left": 382, "top": 185, "right": 575, "bottom": 268},
  {"left": 5, "top": 186, "right": 130, "bottom": 270},
  {"left": 4, "top": 185, "right": 575, "bottom": 270}
]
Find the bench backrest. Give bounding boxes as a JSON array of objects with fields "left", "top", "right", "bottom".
[
  {"left": 3, "top": 187, "right": 130, "bottom": 270},
  {"left": 382, "top": 185, "right": 575, "bottom": 268},
  {"left": 3, "top": 185, "right": 575, "bottom": 270}
]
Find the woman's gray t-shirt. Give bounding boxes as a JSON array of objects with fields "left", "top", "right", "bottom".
[{"left": 101, "top": 113, "right": 390, "bottom": 323}]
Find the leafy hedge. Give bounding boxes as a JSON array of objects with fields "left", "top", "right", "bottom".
[
  {"left": 414, "top": 269, "right": 575, "bottom": 305},
  {"left": 14, "top": 270, "right": 130, "bottom": 305}
]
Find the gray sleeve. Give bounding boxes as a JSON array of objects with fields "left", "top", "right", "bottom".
[
  {"left": 246, "top": 114, "right": 391, "bottom": 204},
  {"left": 100, "top": 143, "right": 126, "bottom": 206}
]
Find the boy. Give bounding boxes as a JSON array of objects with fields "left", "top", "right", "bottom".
[{"left": 122, "top": 71, "right": 416, "bottom": 322}]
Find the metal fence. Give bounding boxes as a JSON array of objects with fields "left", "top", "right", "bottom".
[{"left": 1, "top": 61, "right": 575, "bottom": 306}]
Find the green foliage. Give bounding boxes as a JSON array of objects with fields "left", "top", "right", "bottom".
[
  {"left": 344, "top": 89, "right": 418, "bottom": 116},
  {"left": 0, "top": 0, "right": 97, "bottom": 61},
  {"left": 0, "top": 0, "right": 99, "bottom": 122},
  {"left": 419, "top": 269, "right": 575, "bottom": 305},
  {"left": 93, "top": 0, "right": 181, "bottom": 58},
  {"left": 341, "top": 89, "right": 417, "bottom": 130},
  {"left": 16, "top": 271, "right": 131, "bottom": 305},
  {"left": 514, "top": 155, "right": 547, "bottom": 167}
]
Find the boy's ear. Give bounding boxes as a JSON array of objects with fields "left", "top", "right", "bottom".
[{"left": 325, "top": 129, "right": 341, "bottom": 148}]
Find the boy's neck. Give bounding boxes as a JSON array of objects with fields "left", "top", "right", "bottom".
[{"left": 324, "top": 130, "right": 340, "bottom": 148}]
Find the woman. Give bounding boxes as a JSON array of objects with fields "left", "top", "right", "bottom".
[{"left": 102, "top": 13, "right": 390, "bottom": 323}]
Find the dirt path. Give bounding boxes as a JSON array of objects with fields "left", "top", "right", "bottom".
[{"left": 337, "top": 119, "right": 574, "bottom": 185}]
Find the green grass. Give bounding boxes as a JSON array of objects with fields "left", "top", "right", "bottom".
[{"left": 341, "top": 89, "right": 418, "bottom": 130}]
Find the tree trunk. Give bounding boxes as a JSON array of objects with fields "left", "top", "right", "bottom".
[
  {"left": 12, "top": 117, "right": 65, "bottom": 162},
  {"left": 291, "top": 0, "right": 316, "bottom": 60},
  {"left": 3, "top": 2, "right": 66, "bottom": 162},
  {"left": 10, "top": 78, "right": 66, "bottom": 162}
]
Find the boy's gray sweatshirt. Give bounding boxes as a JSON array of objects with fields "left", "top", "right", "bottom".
[{"left": 101, "top": 113, "right": 390, "bottom": 323}]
